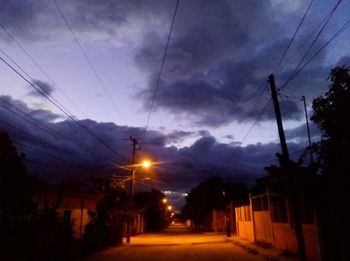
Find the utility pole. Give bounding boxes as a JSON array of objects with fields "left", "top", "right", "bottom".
[
  {"left": 126, "top": 136, "right": 138, "bottom": 244},
  {"left": 129, "top": 136, "right": 137, "bottom": 198},
  {"left": 268, "top": 74, "right": 289, "bottom": 160},
  {"left": 268, "top": 74, "right": 306, "bottom": 261},
  {"left": 301, "top": 96, "right": 313, "bottom": 163}
]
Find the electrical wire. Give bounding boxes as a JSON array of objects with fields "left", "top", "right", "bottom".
[
  {"left": 277, "top": 16, "right": 328, "bottom": 74},
  {"left": 143, "top": 0, "right": 180, "bottom": 138},
  {"left": 281, "top": 14, "right": 350, "bottom": 90},
  {"left": 0, "top": 23, "right": 89, "bottom": 119},
  {"left": 0, "top": 102, "right": 108, "bottom": 170},
  {"left": 281, "top": 0, "right": 343, "bottom": 89},
  {"left": 240, "top": 99, "right": 273, "bottom": 145},
  {"left": 0, "top": 116, "right": 95, "bottom": 169},
  {"left": 0, "top": 53, "right": 128, "bottom": 162},
  {"left": 274, "top": 0, "right": 315, "bottom": 73},
  {"left": 150, "top": 148, "right": 306, "bottom": 177},
  {"left": 52, "top": 0, "right": 126, "bottom": 125}
]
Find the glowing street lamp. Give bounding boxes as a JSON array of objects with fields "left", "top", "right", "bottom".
[
  {"left": 130, "top": 159, "right": 153, "bottom": 197},
  {"left": 162, "top": 198, "right": 167, "bottom": 204},
  {"left": 141, "top": 160, "right": 151, "bottom": 169},
  {"left": 167, "top": 205, "right": 172, "bottom": 211}
]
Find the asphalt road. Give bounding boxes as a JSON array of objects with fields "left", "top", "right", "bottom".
[{"left": 84, "top": 223, "right": 267, "bottom": 261}]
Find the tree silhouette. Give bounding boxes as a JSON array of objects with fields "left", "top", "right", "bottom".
[
  {"left": 182, "top": 177, "right": 248, "bottom": 231},
  {"left": 311, "top": 66, "right": 350, "bottom": 261},
  {"left": 0, "top": 131, "right": 74, "bottom": 260},
  {"left": 133, "top": 189, "right": 167, "bottom": 232},
  {"left": 83, "top": 179, "right": 127, "bottom": 252},
  {"left": 0, "top": 131, "right": 35, "bottom": 221}
]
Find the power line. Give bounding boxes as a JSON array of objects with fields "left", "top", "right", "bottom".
[
  {"left": 0, "top": 48, "right": 79, "bottom": 119},
  {"left": 282, "top": 0, "right": 342, "bottom": 89},
  {"left": 51, "top": 0, "right": 126, "bottom": 125},
  {"left": 274, "top": 0, "right": 315, "bottom": 73},
  {"left": 143, "top": 0, "right": 180, "bottom": 137},
  {"left": 0, "top": 117, "right": 116, "bottom": 173},
  {"left": 0, "top": 53, "right": 128, "bottom": 162},
  {"left": 240, "top": 99, "right": 272, "bottom": 145},
  {"left": 153, "top": 148, "right": 306, "bottom": 177},
  {"left": 232, "top": 0, "right": 314, "bottom": 144},
  {"left": 0, "top": 23, "right": 89, "bottom": 119},
  {"left": 0, "top": 116, "right": 94, "bottom": 169},
  {"left": 235, "top": 1, "right": 318, "bottom": 146},
  {"left": 281, "top": 14, "right": 350, "bottom": 90},
  {"left": 0, "top": 97, "right": 72, "bottom": 142},
  {"left": 237, "top": 0, "right": 317, "bottom": 145},
  {"left": 277, "top": 16, "right": 328, "bottom": 74},
  {"left": 236, "top": 82, "right": 270, "bottom": 142},
  {"left": 24, "top": 158, "right": 61, "bottom": 169},
  {"left": 0, "top": 98, "right": 110, "bottom": 168}
]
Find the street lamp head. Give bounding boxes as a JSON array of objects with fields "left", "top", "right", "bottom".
[
  {"left": 141, "top": 160, "right": 151, "bottom": 169},
  {"left": 167, "top": 205, "right": 172, "bottom": 211},
  {"left": 162, "top": 198, "right": 167, "bottom": 204}
]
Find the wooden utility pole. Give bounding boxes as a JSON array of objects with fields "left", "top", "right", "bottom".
[
  {"left": 126, "top": 136, "right": 138, "bottom": 244},
  {"left": 129, "top": 136, "right": 137, "bottom": 198},
  {"left": 268, "top": 74, "right": 289, "bottom": 159},
  {"left": 268, "top": 74, "right": 306, "bottom": 261}
]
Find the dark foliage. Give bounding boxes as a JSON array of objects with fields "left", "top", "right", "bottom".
[
  {"left": 181, "top": 177, "right": 248, "bottom": 230},
  {"left": 0, "top": 131, "right": 75, "bottom": 260},
  {"left": 133, "top": 189, "right": 167, "bottom": 232},
  {"left": 310, "top": 66, "right": 350, "bottom": 261},
  {"left": 82, "top": 184, "right": 127, "bottom": 253}
]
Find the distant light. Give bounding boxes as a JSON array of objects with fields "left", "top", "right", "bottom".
[
  {"left": 141, "top": 160, "right": 151, "bottom": 169},
  {"left": 162, "top": 198, "right": 167, "bottom": 203},
  {"left": 182, "top": 193, "right": 188, "bottom": 197},
  {"left": 164, "top": 191, "right": 172, "bottom": 195},
  {"left": 167, "top": 205, "right": 172, "bottom": 211}
]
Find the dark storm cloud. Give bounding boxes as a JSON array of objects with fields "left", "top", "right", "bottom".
[
  {"left": 165, "top": 130, "right": 195, "bottom": 144},
  {"left": 29, "top": 109, "right": 62, "bottom": 122},
  {"left": 27, "top": 80, "right": 55, "bottom": 97},
  {"left": 0, "top": 0, "right": 172, "bottom": 42},
  {"left": 1, "top": 0, "right": 345, "bottom": 127},
  {"left": 0, "top": 96, "right": 311, "bottom": 191},
  {"left": 285, "top": 122, "right": 321, "bottom": 143},
  {"left": 134, "top": 0, "right": 348, "bottom": 126},
  {"left": 132, "top": 0, "right": 285, "bottom": 126},
  {"left": 223, "top": 134, "right": 234, "bottom": 140}
]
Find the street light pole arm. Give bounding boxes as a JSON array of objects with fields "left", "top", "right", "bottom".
[{"left": 130, "top": 165, "right": 141, "bottom": 200}]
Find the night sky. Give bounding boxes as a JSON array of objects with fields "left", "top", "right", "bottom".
[{"left": 1, "top": 0, "right": 349, "bottom": 209}]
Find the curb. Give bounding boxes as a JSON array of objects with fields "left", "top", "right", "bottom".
[{"left": 227, "top": 237, "right": 299, "bottom": 261}]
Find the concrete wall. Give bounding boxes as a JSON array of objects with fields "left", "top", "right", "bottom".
[
  {"left": 34, "top": 192, "right": 97, "bottom": 239},
  {"left": 212, "top": 210, "right": 226, "bottom": 232},
  {"left": 133, "top": 213, "right": 144, "bottom": 235},
  {"left": 57, "top": 208, "right": 91, "bottom": 239}
]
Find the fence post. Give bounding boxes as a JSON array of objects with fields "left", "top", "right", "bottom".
[
  {"left": 267, "top": 188, "right": 276, "bottom": 248},
  {"left": 249, "top": 193, "right": 256, "bottom": 242}
]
